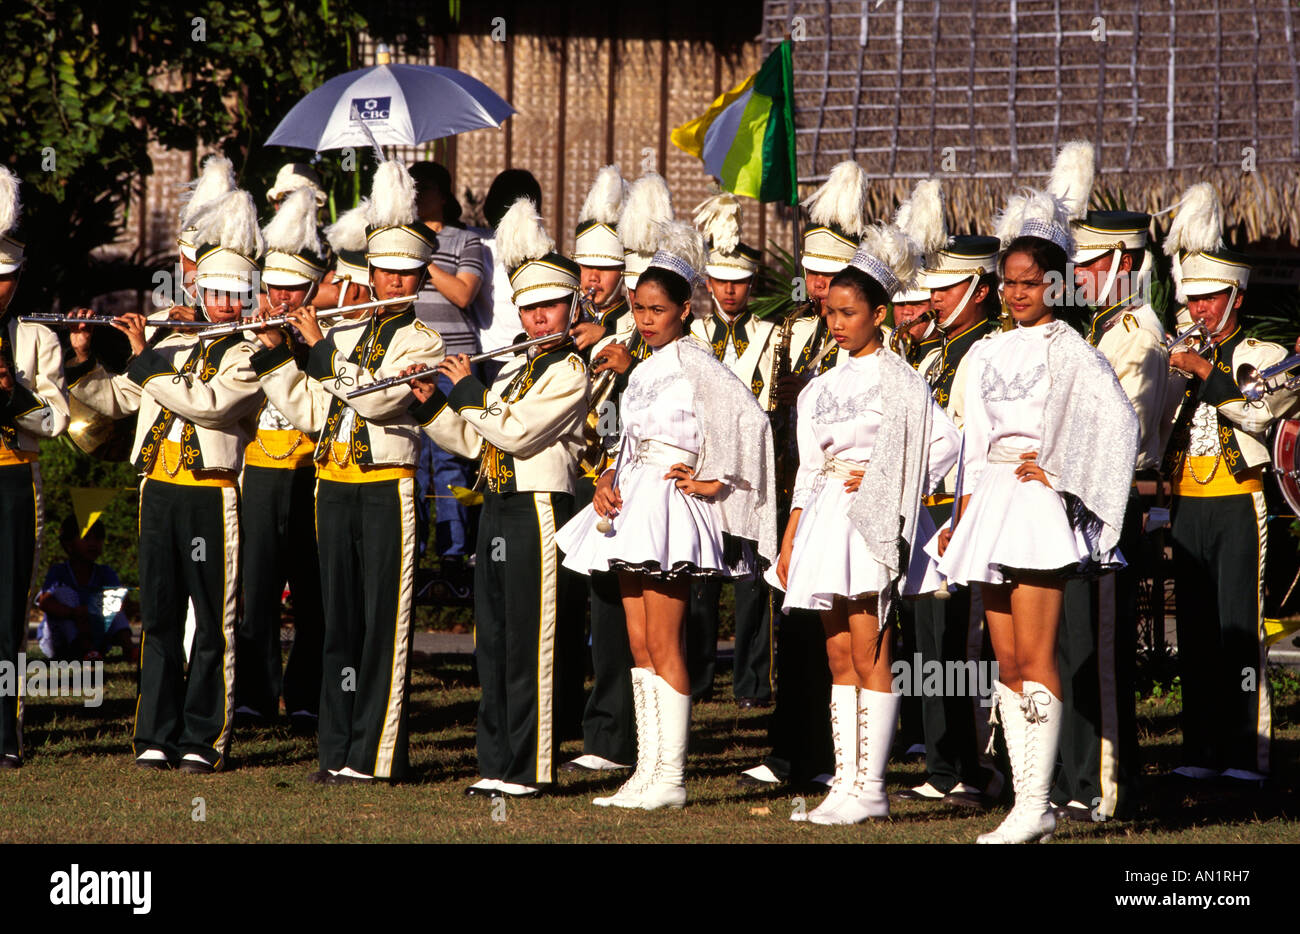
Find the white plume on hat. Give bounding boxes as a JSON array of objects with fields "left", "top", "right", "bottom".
[
  {"left": 179, "top": 155, "right": 236, "bottom": 229},
  {"left": 994, "top": 188, "right": 1073, "bottom": 252},
  {"left": 367, "top": 161, "right": 417, "bottom": 229},
  {"left": 1046, "top": 141, "right": 1095, "bottom": 221},
  {"left": 858, "top": 222, "right": 921, "bottom": 291},
  {"left": 578, "top": 164, "right": 626, "bottom": 226},
  {"left": 192, "top": 189, "right": 264, "bottom": 258},
  {"left": 803, "top": 160, "right": 869, "bottom": 238},
  {"left": 654, "top": 220, "right": 707, "bottom": 277},
  {"left": 0, "top": 165, "right": 20, "bottom": 239},
  {"left": 693, "top": 192, "right": 742, "bottom": 254},
  {"left": 324, "top": 201, "right": 371, "bottom": 253},
  {"left": 893, "top": 179, "right": 946, "bottom": 256},
  {"left": 496, "top": 197, "right": 554, "bottom": 271},
  {"left": 262, "top": 187, "right": 321, "bottom": 256},
  {"left": 1162, "top": 183, "right": 1224, "bottom": 258},
  {"left": 618, "top": 172, "right": 675, "bottom": 256}
]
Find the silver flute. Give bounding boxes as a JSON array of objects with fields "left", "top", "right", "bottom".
[
  {"left": 345, "top": 286, "right": 598, "bottom": 400},
  {"left": 18, "top": 312, "right": 212, "bottom": 330},
  {"left": 193, "top": 295, "right": 418, "bottom": 340}
]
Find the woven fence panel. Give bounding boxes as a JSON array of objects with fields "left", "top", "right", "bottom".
[
  {"left": 560, "top": 35, "right": 614, "bottom": 250},
  {"left": 453, "top": 33, "right": 511, "bottom": 222}
]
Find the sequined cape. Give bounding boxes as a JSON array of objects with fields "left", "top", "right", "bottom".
[
  {"left": 1037, "top": 322, "right": 1139, "bottom": 555},
  {"left": 675, "top": 335, "right": 779, "bottom": 569},
  {"left": 845, "top": 346, "right": 934, "bottom": 623}
]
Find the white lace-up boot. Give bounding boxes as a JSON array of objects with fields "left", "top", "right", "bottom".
[{"left": 796, "top": 683, "right": 858, "bottom": 822}]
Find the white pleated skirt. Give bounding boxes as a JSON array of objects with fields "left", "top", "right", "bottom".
[
  {"left": 556, "top": 459, "right": 730, "bottom": 580},
  {"left": 925, "top": 461, "right": 1123, "bottom": 585},
  {"left": 765, "top": 475, "right": 945, "bottom": 612}
]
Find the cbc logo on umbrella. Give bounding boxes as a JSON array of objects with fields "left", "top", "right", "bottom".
[{"left": 352, "top": 96, "right": 391, "bottom": 121}]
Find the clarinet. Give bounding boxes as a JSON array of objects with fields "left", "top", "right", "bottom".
[{"left": 768, "top": 304, "right": 804, "bottom": 515}]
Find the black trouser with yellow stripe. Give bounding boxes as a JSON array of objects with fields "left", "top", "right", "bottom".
[
  {"left": 474, "top": 490, "right": 576, "bottom": 786},
  {"left": 1171, "top": 483, "right": 1271, "bottom": 774},
  {"left": 134, "top": 476, "right": 240, "bottom": 768},
  {"left": 912, "top": 503, "right": 993, "bottom": 793},
  {"left": 0, "top": 460, "right": 41, "bottom": 760},
  {"left": 1055, "top": 491, "right": 1144, "bottom": 818},
  {"left": 688, "top": 571, "right": 772, "bottom": 702},
  {"left": 315, "top": 475, "right": 417, "bottom": 779},
  {"left": 573, "top": 475, "right": 635, "bottom": 765},
  {"left": 235, "top": 464, "right": 324, "bottom": 719},
  {"left": 760, "top": 606, "right": 833, "bottom": 784}
]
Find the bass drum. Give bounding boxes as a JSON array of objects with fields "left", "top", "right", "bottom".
[{"left": 1271, "top": 419, "right": 1300, "bottom": 516}]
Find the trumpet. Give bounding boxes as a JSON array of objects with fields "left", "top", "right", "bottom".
[
  {"left": 1164, "top": 321, "right": 1210, "bottom": 356},
  {"left": 18, "top": 312, "right": 212, "bottom": 330},
  {"left": 345, "top": 286, "right": 596, "bottom": 400},
  {"left": 193, "top": 295, "right": 418, "bottom": 340},
  {"left": 1165, "top": 322, "right": 1212, "bottom": 378},
  {"left": 1238, "top": 354, "right": 1300, "bottom": 402}
]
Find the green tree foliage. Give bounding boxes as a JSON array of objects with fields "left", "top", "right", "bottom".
[
  {"left": 37, "top": 437, "right": 141, "bottom": 590},
  {"left": 0, "top": 0, "right": 461, "bottom": 314}
]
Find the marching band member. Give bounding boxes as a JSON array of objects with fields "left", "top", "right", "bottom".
[
  {"left": 737, "top": 161, "right": 873, "bottom": 792},
  {"left": 266, "top": 162, "right": 327, "bottom": 213},
  {"left": 890, "top": 285, "right": 940, "bottom": 367},
  {"left": 563, "top": 165, "right": 643, "bottom": 775},
  {"left": 571, "top": 164, "right": 633, "bottom": 348},
  {"left": 897, "top": 230, "right": 1005, "bottom": 809},
  {"left": 557, "top": 221, "right": 778, "bottom": 810},
  {"left": 688, "top": 193, "right": 818, "bottom": 708},
  {"left": 68, "top": 186, "right": 268, "bottom": 774},
  {"left": 174, "top": 156, "right": 237, "bottom": 312},
  {"left": 1056, "top": 141, "right": 1167, "bottom": 820},
  {"left": 931, "top": 186, "right": 1138, "bottom": 842},
  {"left": 1161, "top": 183, "right": 1296, "bottom": 783},
  {"left": 405, "top": 197, "right": 588, "bottom": 798},
  {"left": 0, "top": 166, "right": 69, "bottom": 769},
  {"left": 232, "top": 187, "right": 328, "bottom": 734},
  {"left": 769, "top": 184, "right": 961, "bottom": 825},
  {"left": 250, "top": 161, "right": 444, "bottom": 784}
]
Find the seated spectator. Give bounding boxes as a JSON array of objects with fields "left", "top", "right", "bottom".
[{"left": 36, "top": 517, "right": 135, "bottom": 663}]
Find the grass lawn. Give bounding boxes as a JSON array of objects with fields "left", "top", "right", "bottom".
[{"left": 2, "top": 652, "right": 1297, "bottom": 844}]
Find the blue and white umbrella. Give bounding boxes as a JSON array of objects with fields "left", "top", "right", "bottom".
[{"left": 265, "top": 63, "right": 514, "bottom": 153}]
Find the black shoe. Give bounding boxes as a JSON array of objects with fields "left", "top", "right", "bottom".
[
  {"left": 496, "top": 781, "right": 542, "bottom": 798},
  {"left": 465, "top": 779, "right": 503, "bottom": 798},
  {"left": 1049, "top": 801, "right": 1097, "bottom": 823},
  {"left": 0, "top": 754, "right": 21, "bottom": 770},
  {"left": 134, "top": 750, "right": 172, "bottom": 771},
  {"left": 736, "top": 764, "right": 783, "bottom": 789},
  {"left": 306, "top": 769, "right": 334, "bottom": 784},
  {"left": 178, "top": 755, "right": 216, "bottom": 775},
  {"left": 325, "top": 771, "right": 373, "bottom": 786},
  {"left": 893, "top": 782, "right": 951, "bottom": 803}
]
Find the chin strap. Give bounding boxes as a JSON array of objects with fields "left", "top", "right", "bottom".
[
  {"left": 1211, "top": 287, "right": 1237, "bottom": 340},
  {"left": 939, "top": 275, "right": 980, "bottom": 330},
  {"left": 1097, "top": 248, "right": 1123, "bottom": 309}
]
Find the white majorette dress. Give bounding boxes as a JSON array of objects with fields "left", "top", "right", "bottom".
[
  {"left": 928, "top": 320, "right": 1125, "bottom": 584},
  {"left": 765, "top": 349, "right": 959, "bottom": 610},
  {"left": 558, "top": 337, "right": 731, "bottom": 579}
]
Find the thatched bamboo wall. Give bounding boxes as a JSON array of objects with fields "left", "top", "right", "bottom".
[
  {"left": 367, "top": 7, "right": 783, "bottom": 258},
  {"left": 762, "top": 0, "right": 1300, "bottom": 248}
]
